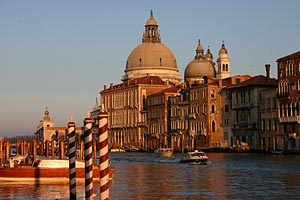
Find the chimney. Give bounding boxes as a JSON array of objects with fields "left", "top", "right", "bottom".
[
  {"left": 265, "top": 64, "right": 270, "bottom": 79},
  {"left": 104, "top": 85, "right": 107, "bottom": 90}
]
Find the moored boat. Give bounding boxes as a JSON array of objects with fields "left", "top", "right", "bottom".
[
  {"left": 154, "top": 148, "right": 173, "bottom": 158},
  {"left": 0, "top": 155, "right": 114, "bottom": 184},
  {"left": 180, "top": 150, "right": 208, "bottom": 164}
]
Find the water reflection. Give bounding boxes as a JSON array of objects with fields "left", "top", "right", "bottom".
[
  {"left": 0, "top": 153, "right": 299, "bottom": 199},
  {"left": 110, "top": 153, "right": 300, "bottom": 200}
]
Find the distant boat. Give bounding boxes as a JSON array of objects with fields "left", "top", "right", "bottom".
[
  {"left": 0, "top": 155, "right": 114, "bottom": 184},
  {"left": 110, "top": 148, "right": 126, "bottom": 153},
  {"left": 154, "top": 148, "right": 173, "bottom": 158},
  {"left": 180, "top": 150, "right": 208, "bottom": 164}
]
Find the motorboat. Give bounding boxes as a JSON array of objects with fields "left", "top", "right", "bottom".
[
  {"left": 180, "top": 150, "right": 208, "bottom": 164},
  {"left": 154, "top": 148, "right": 173, "bottom": 158},
  {"left": 0, "top": 155, "right": 114, "bottom": 184},
  {"left": 110, "top": 148, "right": 126, "bottom": 153}
]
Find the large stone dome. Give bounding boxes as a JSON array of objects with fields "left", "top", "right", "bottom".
[
  {"left": 122, "top": 11, "right": 182, "bottom": 84},
  {"left": 184, "top": 40, "right": 216, "bottom": 84}
]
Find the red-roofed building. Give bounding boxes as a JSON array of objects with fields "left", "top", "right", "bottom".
[
  {"left": 220, "top": 75, "right": 252, "bottom": 147},
  {"left": 98, "top": 76, "right": 176, "bottom": 150},
  {"left": 225, "top": 66, "right": 277, "bottom": 150},
  {"left": 146, "top": 85, "right": 183, "bottom": 150},
  {"left": 277, "top": 51, "right": 300, "bottom": 152}
]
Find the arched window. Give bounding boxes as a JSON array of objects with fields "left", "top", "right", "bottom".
[
  {"left": 222, "top": 64, "right": 225, "bottom": 71},
  {"left": 292, "top": 63, "right": 295, "bottom": 75},
  {"left": 287, "top": 104, "right": 291, "bottom": 116},
  {"left": 292, "top": 103, "right": 296, "bottom": 116},
  {"left": 212, "top": 121, "right": 216, "bottom": 132},
  {"left": 226, "top": 64, "right": 228, "bottom": 71},
  {"left": 211, "top": 104, "right": 215, "bottom": 113}
]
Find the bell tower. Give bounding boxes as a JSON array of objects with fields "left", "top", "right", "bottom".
[{"left": 217, "top": 41, "right": 231, "bottom": 79}]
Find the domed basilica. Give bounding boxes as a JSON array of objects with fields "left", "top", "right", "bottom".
[{"left": 122, "top": 10, "right": 182, "bottom": 84}]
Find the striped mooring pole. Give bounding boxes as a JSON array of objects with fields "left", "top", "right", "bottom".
[
  {"left": 98, "top": 106, "right": 109, "bottom": 200},
  {"left": 68, "top": 117, "right": 76, "bottom": 200},
  {"left": 84, "top": 112, "right": 94, "bottom": 199}
]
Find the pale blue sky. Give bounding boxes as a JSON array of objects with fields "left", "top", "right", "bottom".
[{"left": 1, "top": 0, "right": 300, "bottom": 137}]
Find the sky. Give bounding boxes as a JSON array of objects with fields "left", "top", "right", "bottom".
[{"left": 1, "top": 0, "right": 300, "bottom": 137}]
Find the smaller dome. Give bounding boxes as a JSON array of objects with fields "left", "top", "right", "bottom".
[
  {"left": 185, "top": 58, "right": 215, "bottom": 79},
  {"left": 184, "top": 40, "right": 216, "bottom": 84},
  {"left": 205, "top": 46, "right": 213, "bottom": 60},
  {"left": 146, "top": 10, "right": 157, "bottom": 26},
  {"left": 196, "top": 41, "right": 204, "bottom": 54},
  {"left": 146, "top": 18, "right": 157, "bottom": 26},
  {"left": 219, "top": 41, "right": 228, "bottom": 54},
  {"left": 44, "top": 107, "right": 49, "bottom": 116}
]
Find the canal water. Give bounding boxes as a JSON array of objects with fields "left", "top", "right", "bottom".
[{"left": 0, "top": 152, "right": 299, "bottom": 200}]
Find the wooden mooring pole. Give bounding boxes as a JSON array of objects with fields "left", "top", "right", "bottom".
[
  {"left": 68, "top": 117, "right": 76, "bottom": 200},
  {"left": 98, "top": 106, "right": 109, "bottom": 200},
  {"left": 84, "top": 112, "right": 94, "bottom": 199}
]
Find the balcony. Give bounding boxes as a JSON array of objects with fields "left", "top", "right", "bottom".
[
  {"left": 279, "top": 116, "right": 300, "bottom": 123},
  {"left": 231, "top": 123, "right": 252, "bottom": 129}
]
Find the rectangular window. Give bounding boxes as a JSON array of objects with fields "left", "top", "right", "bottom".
[
  {"left": 210, "top": 89, "right": 215, "bottom": 98},
  {"left": 224, "top": 132, "right": 228, "bottom": 140},
  {"left": 225, "top": 105, "right": 229, "bottom": 112}
]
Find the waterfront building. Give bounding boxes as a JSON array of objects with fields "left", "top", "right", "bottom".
[
  {"left": 99, "top": 76, "right": 175, "bottom": 150},
  {"left": 277, "top": 51, "right": 300, "bottom": 152},
  {"left": 225, "top": 66, "right": 277, "bottom": 150},
  {"left": 259, "top": 71, "right": 280, "bottom": 152},
  {"left": 169, "top": 41, "right": 231, "bottom": 151},
  {"left": 35, "top": 107, "right": 83, "bottom": 143},
  {"left": 219, "top": 75, "right": 251, "bottom": 148},
  {"left": 146, "top": 85, "right": 183, "bottom": 150}
]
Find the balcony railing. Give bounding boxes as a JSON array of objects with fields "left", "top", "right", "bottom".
[{"left": 279, "top": 116, "right": 300, "bottom": 123}]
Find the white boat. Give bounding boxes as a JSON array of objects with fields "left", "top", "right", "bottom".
[
  {"left": 110, "top": 148, "right": 126, "bottom": 153},
  {"left": 180, "top": 150, "right": 208, "bottom": 164},
  {"left": 154, "top": 148, "right": 173, "bottom": 158}
]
